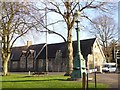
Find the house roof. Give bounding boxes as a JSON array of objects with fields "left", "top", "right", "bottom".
[
  {"left": 47, "top": 42, "right": 67, "bottom": 59},
  {"left": 73, "top": 38, "right": 96, "bottom": 56},
  {"left": 10, "top": 38, "right": 96, "bottom": 61},
  {"left": 73, "top": 38, "right": 96, "bottom": 60},
  {"left": 10, "top": 46, "right": 27, "bottom": 61},
  {"left": 27, "top": 43, "right": 46, "bottom": 59},
  {"left": 43, "top": 38, "right": 96, "bottom": 59},
  {"left": 10, "top": 43, "right": 46, "bottom": 61}
]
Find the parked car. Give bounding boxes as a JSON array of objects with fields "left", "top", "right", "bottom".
[{"left": 102, "top": 63, "right": 117, "bottom": 73}]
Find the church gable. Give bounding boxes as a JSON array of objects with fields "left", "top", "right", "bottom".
[
  {"left": 20, "top": 50, "right": 27, "bottom": 69},
  {"left": 27, "top": 50, "right": 35, "bottom": 69}
]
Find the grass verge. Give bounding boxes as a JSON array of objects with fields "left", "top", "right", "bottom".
[{"left": 1, "top": 73, "right": 109, "bottom": 89}]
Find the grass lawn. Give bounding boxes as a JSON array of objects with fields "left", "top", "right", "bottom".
[{"left": 1, "top": 73, "right": 109, "bottom": 89}]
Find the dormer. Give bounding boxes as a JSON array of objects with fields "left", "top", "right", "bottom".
[
  {"left": 29, "top": 49, "right": 34, "bottom": 54},
  {"left": 22, "top": 50, "right": 27, "bottom": 55}
]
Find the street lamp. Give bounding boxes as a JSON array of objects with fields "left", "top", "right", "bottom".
[
  {"left": 0, "top": 38, "right": 2, "bottom": 72},
  {"left": 71, "top": 10, "right": 86, "bottom": 80},
  {"left": 45, "top": 5, "right": 48, "bottom": 73}
]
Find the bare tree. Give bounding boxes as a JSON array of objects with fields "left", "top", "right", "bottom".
[
  {"left": 0, "top": 2, "right": 43, "bottom": 76},
  {"left": 89, "top": 15, "right": 117, "bottom": 62},
  {"left": 108, "top": 39, "right": 118, "bottom": 62},
  {"left": 41, "top": 0, "right": 114, "bottom": 76}
]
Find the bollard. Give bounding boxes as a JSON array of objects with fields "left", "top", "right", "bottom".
[
  {"left": 86, "top": 72, "right": 88, "bottom": 90},
  {"left": 29, "top": 71, "right": 30, "bottom": 76},
  {"left": 86, "top": 67, "right": 89, "bottom": 90},
  {"left": 82, "top": 72, "right": 86, "bottom": 90},
  {"left": 94, "top": 71, "right": 97, "bottom": 88}
]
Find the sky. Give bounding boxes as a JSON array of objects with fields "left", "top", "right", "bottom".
[
  {"left": 13, "top": 1, "right": 119, "bottom": 47},
  {"left": 117, "top": 2, "right": 119, "bottom": 44}
]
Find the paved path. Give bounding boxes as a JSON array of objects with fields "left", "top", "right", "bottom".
[
  {"left": 49, "top": 72, "right": 119, "bottom": 89},
  {"left": 89, "top": 73, "right": 119, "bottom": 89}
]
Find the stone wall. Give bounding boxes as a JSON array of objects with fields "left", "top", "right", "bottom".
[
  {"left": 11, "top": 52, "right": 35, "bottom": 71},
  {"left": 36, "top": 50, "right": 67, "bottom": 72},
  {"left": 10, "top": 49, "right": 67, "bottom": 72},
  {"left": 47, "top": 58, "right": 67, "bottom": 72},
  {"left": 20, "top": 54, "right": 26, "bottom": 69},
  {"left": 12, "top": 61, "right": 19, "bottom": 70},
  {"left": 27, "top": 54, "right": 34, "bottom": 70},
  {"left": 48, "top": 50, "right": 67, "bottom": 72},
  {"left": 37, "top": 59, "right": 45, "bottom": 72},
  {"left": 88, "top": 40, "right": 105, "bottom": 72}
]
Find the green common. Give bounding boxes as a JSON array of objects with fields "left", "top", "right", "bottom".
[{"left": 1, "top": 73, "right": 109, "bottom": 89}]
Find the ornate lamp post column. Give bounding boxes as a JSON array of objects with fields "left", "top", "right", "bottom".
[{"left": 71, "top": 10, "right": 86, "bottom": 80}]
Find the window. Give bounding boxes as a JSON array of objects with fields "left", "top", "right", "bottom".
[{"left": 12, "top": 61, "right": 18, "bottom": 69}]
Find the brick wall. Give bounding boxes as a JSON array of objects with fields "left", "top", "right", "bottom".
[{"left": 36, "top": 50, "right": 67, "bottom": 72}]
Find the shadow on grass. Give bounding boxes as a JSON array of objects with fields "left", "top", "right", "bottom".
[{"left": 1, "top": 78, "right": 67, "bottom": 82}]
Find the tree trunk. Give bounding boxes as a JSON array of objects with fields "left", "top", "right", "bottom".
[
  {"left": 67, "top": 40, "right": 73, "bottom": 75},
  {"left": 2, "top": 52, "right": 11, "bottom": 76},
  {"left": 64, "top": 28, "right": 73, "bottom": 76},
  {"left": 64, "top": 0, "right": 74, "bottom": 76},
  {"left": 3, "top": 59, "right": 8, "bottom": 76}
]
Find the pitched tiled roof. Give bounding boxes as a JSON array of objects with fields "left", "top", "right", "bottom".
[
  {"left": 32, "top": 38, "right": 96, "bottom": 59},
  {"left": 11, "top": 43, "right": 46, "bottom": 61},
  {"left": 27, "top": 43, "right": 46, "bottom": 59},
  {"left": 73, "top": 38, "right": 96, "bottom": 60},
  {"left": 10, "top": 46, "right": 27, "bottom": 61},
  {"left": 74, "top": 38, "right": 96, "bottom": 55},
  {"left": 10, "top": 38, "right": 96, "bottom": 61},
  {"left": 47, "top": 42, "right": 67, "bottom": 58}
]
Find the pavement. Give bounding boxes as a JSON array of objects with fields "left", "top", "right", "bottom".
[
  {"left": 46, "top": 72, "right": 119, "bottom": 89},
  {"left": 88, "top": 73, "right": 119, "bottom": 89}
]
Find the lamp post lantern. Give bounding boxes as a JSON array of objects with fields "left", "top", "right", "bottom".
[{"left": 71, "top": 10, "right": 86, "bottom": 80}]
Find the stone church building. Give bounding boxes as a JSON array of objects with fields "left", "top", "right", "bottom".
[{"left": 9, "top": 38, "right": 106, "bottom": 73}]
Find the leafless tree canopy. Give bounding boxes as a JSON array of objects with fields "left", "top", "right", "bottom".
[
  {"left": 89, "top": 15, "right": 117, "bottom": 62},
  {"left": 90, "top": 15, "right": 117, "bottom": 46},
  {"left": 0, "top": 2, "right": 43, "bottom": 75},
  {"left": 41, "top": 0, "right": 116, "bottom": 75},
  {"left": 0, "top": 2, "right": 43, "bottom": 47}
]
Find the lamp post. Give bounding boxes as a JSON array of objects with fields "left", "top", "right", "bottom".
[
  {"left": 45, "top": 5, "right": 48, "bottom": 73},
  {"left": 0, "top": 38, "right": 1, "bottom": 90},
  {"left": 71, "top": 10, "right": 86, "bottom": 80}
]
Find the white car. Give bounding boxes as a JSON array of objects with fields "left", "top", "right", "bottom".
[{"left": 102, "top": 63, "right": 117, "bottom": 73}]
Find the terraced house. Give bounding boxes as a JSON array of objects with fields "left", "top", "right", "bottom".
[{"left": 9, "top": 38, "right": 106, "bottom": 73}]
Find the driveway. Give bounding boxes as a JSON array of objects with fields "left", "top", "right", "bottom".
[{"left": 89, "top": 73, "right": 119, "bottom": 89}]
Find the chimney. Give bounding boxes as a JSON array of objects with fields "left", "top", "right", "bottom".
[{"left": 27, "top": 41, "right": 32, "bottom": 47}]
